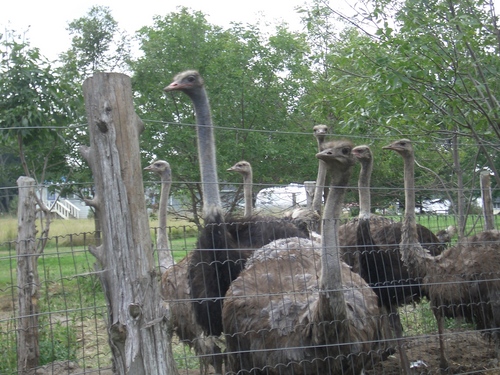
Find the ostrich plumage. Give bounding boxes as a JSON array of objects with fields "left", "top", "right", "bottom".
[
  {"left": 164, "top": 70, "right": 309, "bottom": 339},
  {"left": 222, "top": 140, "right": 395, "bottom": 375},
  {"left": 384, "top": 138, "right": 500, "bottom": 371}
]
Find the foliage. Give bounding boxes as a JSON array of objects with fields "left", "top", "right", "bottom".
[
  {"left": 297, "top": 0, "right": 500, "bottom": 221},
  {"left": 59, "top": 5, "right": 131, "bottom": 78},
  {"left": 0, "top": 31, "right": 77, "bottom": 216},
  {"left": 132, "top": 8, "right": 317, "bottom": 225},
  {"left": 56, "top": 6, "right": 133, "bottom": 204}
]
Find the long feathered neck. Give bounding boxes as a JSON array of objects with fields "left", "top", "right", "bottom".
[
  {"left": 312, "top": 133, "right": 327, "bottom": 215},
  {"left": 312, "top": 161, "right": 326, "bottom": 215},
  {"left": 158, "top": 172, "right": 174, "bottom": 270},
  {"left": 358, "top": 159, "right": 373, "bottom": 220},
  {"left": 400, "top": 151, "right": 428, "bottom": 273},
  {"left": 188, "top": 87, "right": 223, "bottom": 221},
  {"left": 242, "top": 169, "right": 253, "bottom": 217},
  {"left": 320, "top": 167, "right": 352, "bottom": 320}
]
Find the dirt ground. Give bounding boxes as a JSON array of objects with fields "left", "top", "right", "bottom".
[
  {"left": 32, "top": 330, "right": 500, "bottom": 375},
  {"left": 3, "top": 294, "right": 499, "bottom": 375}
]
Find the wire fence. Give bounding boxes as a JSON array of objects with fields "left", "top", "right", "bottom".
[{"left": 1, "top": 210, "right": 500, "bottom": 374}]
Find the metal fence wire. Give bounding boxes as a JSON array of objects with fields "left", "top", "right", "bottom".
[{"left": 2, "top": 212, "right": 500, "bottom": 375}]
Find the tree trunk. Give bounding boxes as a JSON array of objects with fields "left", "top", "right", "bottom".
[
  {"left": 480, "top": 171, "right": 495, "bottom": 231},
  {"left": 16, "top": 176, "right": 40, "bottom": 374},
  {"left": 452, "top": 132, "right": 466, "bottom": 239},
  {"left": 80, "top": 72, "right": 178, "bottom": 375}
]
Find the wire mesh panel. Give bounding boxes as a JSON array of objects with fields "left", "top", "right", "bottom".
[{"left": 2, "top": 214, "right": 500, "bottom": 374}]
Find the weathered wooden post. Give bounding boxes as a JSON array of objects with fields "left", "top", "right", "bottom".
[
  {"left": 16, "top": 176, "right": 40, "bottom": 374},
  {"left": 480, "top": 170, "right": 495, "bottom": 231},
  {"left": 80, "top": 72, "right": 178, "bottom": 375}
]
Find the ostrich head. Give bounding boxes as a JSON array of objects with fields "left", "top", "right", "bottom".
[
  {"left": 313, "top": 124, "right": 329, "bottom": 150},
  {"left": 352, "top": 145, "right": 372, "bottom": 164},
  {"left": 313, "top": 124, "right": 328, "bottom": 138},
  {"left": 227, "top": 161, "right": 251, "bottom": 175},
  {"left": 316, "top": 140, "right": 356, "bottom": 171},
  {"left": 164, "top": 70, "right": 204, "bottom": 93},
  {"left": 144, "top": 160, "right": 171, "bottom": 179},
  {"left": 382, "top": 138, "right": 413, "bottom": 157}
]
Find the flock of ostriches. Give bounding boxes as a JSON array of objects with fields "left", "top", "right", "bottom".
[{"left": 144, "top": 70, "right": 500, "bottom": 375}]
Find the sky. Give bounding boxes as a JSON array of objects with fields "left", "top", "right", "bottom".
[{"left": 0, "top": 0, "right": 325, "bottom": 62}]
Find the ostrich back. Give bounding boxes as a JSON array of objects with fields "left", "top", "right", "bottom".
[
  {"left": 223, "top": 237, "right": 395, "bottom": 375},
  {"left": 357, "top": 221, "right": 445, "bottom": 309},
  {"left": 189, "top": 213, "right": 310, "bottom": 337},
  {"left": 339, "top": 216, "right": 394, "bottom": 273},
  {"left": 424, "top": 229, "right": 500, "bottom": 335}
]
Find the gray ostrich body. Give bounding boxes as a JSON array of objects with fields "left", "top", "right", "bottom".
[
  {"left": 222, "top": 141, "right": 394, "bottom": 375},
  {"left": 227, "top": 160, "right": 253, "bottom": 217},
  {"left": 165, "top": 71, "right": 308, "bottom": 339},
  {"left": 385, "top": 139, "right": 500, "bottom": 371},
  {"left": 145, "top": 160, "right": 175, "bottom": 271}
]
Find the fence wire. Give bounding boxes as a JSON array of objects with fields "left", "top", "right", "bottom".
[{"left": 2, "top": 211, "right": 500, "bottom": 374}]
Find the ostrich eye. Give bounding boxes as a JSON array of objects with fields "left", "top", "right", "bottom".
[
  {"left": 187, "top": 75, "right": 196, "bottom": 82},
  {"left": 342, "top": 147, "right": 350, "bottom": 155}
]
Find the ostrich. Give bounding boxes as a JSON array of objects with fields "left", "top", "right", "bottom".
[
  {"left": 352, "top": 145, "right": 415, "bottom": 374},
  {"left": 222, "top": 140, "right": 395, "bottom": 375},
  {"left": 311, "top": 124, "right": 328, "bottom": 216},
  {"left": 144, "top": 160, "right": 175, "bottom": 272},
  {"left": 145, "top": 160, "right": 223, "bottom": 374},
  {"left": 339, "top": 145, "right": 446, "bottom": 274},
  {"left": 384, "top": 138, "right": 500, "bottom": 371},
  {"left": 164, "top": 70, "right": 309, "bottom": 339},
  {"left": 227, "top": 160, "right": 253, "bottom": 217}
]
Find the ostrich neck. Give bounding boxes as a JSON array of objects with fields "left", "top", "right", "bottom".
[
  {"left": 320, "top": 169, "right": 352, "bottom": 321},
  {"left": 158, "top": 176, "right": 174, "bottom": 270},
  {"left": 312, "top": 161, "right": 327, "bottom": 214},
  {"left": 316, "top": 137, "right": 326, "bottom": 151},
  {"left": 401, "top": 153, "right": 428, "bottom": 272},
  {"left": 358, "top": 160, "right": 372, "bottom": 220},
  {"left": 242, "top": 171, "right": 253, "bottom": 217},
  {"left": 189, "top": 88, "right": 223, "bottom": 219}
]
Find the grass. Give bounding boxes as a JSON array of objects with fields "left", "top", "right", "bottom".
[{"left": 0, "top": 215, "right": 200, "bottom": 373}]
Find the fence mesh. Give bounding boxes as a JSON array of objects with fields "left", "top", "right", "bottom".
[{"left": 1, "top": 213, "right": 500, "bottom": 374}]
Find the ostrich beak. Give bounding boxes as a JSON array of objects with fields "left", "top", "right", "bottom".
[{"left": 163, "top": 82, "right": 180, "bottom": 92}]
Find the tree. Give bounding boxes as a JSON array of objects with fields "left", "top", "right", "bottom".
[
  {"left": 132, "top": 8, "right": 315, "bottom": 226},
  {"left": 56, "top": 6, "right": 133, "bottom": 227},
  {"left": 0, "top": 30, "right": 74, "bottom": 216},
  {"left": 59, "top": 5, "right": 131, "bottom": 78},
  {"left": 298, "top": 0, "right": 500, "bottom": 227}
]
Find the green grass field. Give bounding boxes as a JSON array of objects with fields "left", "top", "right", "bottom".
[{"left": 0, "top": 216, "right": 200, "bottom": 373}]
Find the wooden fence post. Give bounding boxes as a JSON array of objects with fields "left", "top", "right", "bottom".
[
  {"left": 80, "top": 72, "right": 178, "bottom": 375},
  {"left": 16, "top": 176, "right": 40, "bottom": 374},
  {"left": 480, "top": 171, "right": 495, "bottom": 231}
]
